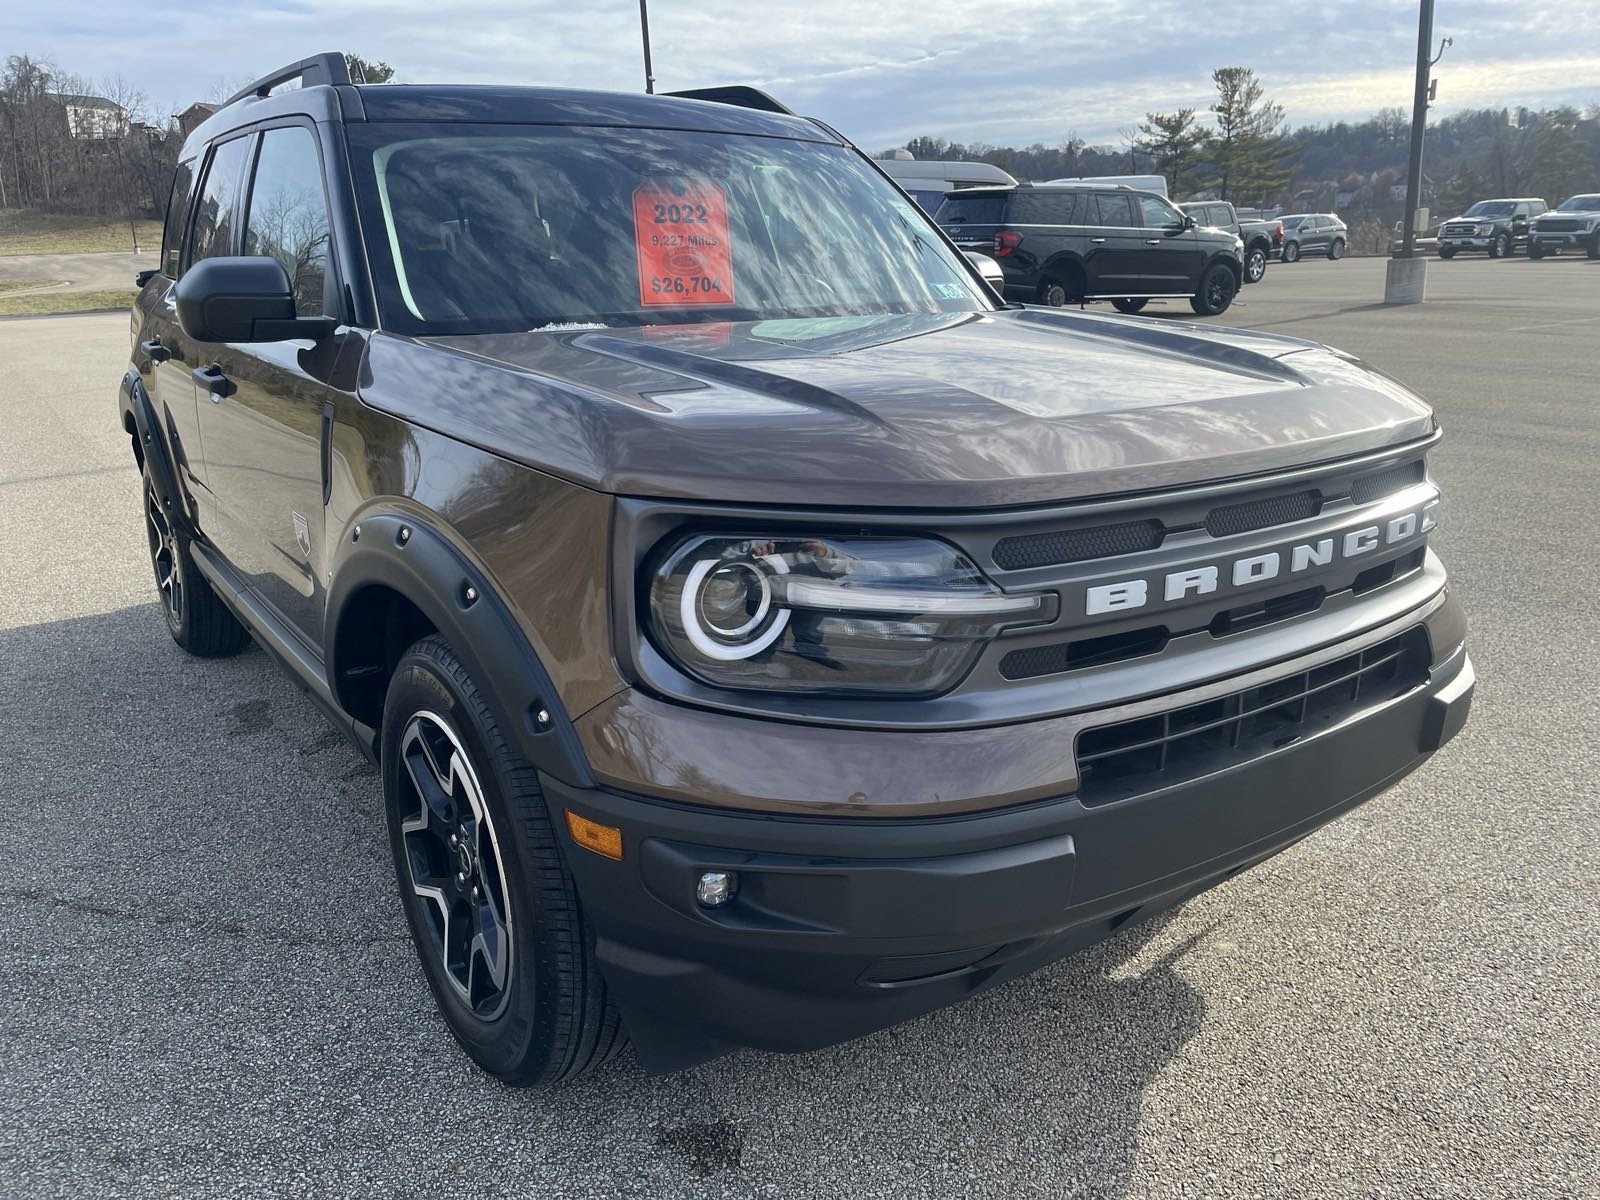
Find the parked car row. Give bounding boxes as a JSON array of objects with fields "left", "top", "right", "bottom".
[{"left": 1434, "top": 194, "right": 1600, "bottom": 260}]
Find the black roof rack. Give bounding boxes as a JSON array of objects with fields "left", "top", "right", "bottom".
[
  {"left": 222, "top": 52, "right": 353, "bottom": 110},
  {"left": 664, "top": 86, "right": 794, "bottom": 115}
]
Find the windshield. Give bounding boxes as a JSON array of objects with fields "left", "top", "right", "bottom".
[
  {"left": 1464, "top": 202, "right": 1514, "bottom": 217},
  {"left": 345, "top": 123, "right": 991, "bottom": 335},
  {"left": 935, "top": 193, "right": 1009, "bottom": 225},
  {"left": 1557, "top": 194, "right": 1600, "bottom": 212}
]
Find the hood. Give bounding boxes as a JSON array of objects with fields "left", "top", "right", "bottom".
[{"left": 358, "top": 308, "right": 1434, "bottom": 509}]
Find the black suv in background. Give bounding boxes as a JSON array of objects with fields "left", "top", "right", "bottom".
[
  {"left": 1278, "top": 214, "right": 1348, "bottom": 262},
  {"left": 1437, "top": 198, "right": 1546, "bottom": 258},
  {"left": 1179, "top": 201, "right": 1282, "bottom": 284},
  {"left": 937, "top": 184, "right": 1244, "bottom": 315}
]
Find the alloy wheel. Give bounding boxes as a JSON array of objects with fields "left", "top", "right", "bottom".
[
  {"left": 1204, "top": 273, "right": 1233, "bottom": 311},
  {"left": 398, "top": 710, "right": 515, "bottom": 1019},
  {"left": 144, "top": 486, "right": 182, "bottom": 625},
  {"left": 1246, "top": 248, "right": 1266, "bottom": 282}
]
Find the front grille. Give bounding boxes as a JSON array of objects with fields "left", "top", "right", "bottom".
[
  {"left": 993, "top": 519, "right": 1163, "bottom": 570},
  {"left": 1204, "top": 490, "right": 1321, "bottom": 538},
  {"left": 1443, "top": 223, "right": 1480, "bottom": 235},
  {"left": 1075, "top": 628, "right": 1430, "bottom": 805},
  {"left": 1349, "top": 459, "right": 1425, "bottom": 504},
  {"left": 1000, "top": 626, "right": 1168, "bottom": 679},
  {"left": 1538, "top": 219, "right": 1581, "bottom": 232}
]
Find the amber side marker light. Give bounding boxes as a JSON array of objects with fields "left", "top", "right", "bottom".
[{"left": 565, "top": 810, "right": 624, "bottom": 861}]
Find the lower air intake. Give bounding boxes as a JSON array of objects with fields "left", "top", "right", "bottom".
[{"left": 1075, "top": 627, "right": 1430, "bottom": 805}]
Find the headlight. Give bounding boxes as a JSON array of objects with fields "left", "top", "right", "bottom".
[
  {"left": 647, "top": 533, "right": 1050, "bottom": 696},
  {"left": 1478, "top": 224, "right": 1493, "bottom": 236}
]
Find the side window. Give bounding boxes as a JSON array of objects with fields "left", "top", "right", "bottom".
[
  {"left": 1091, "top": 192, "right": 1136, "bottom": 227},
  {"left": 244, "top": 126, "right": 333, "bottom": 316},
  {"left": 1013, "top": 191, "right": 1077, "bottom": 224},
  {"left": 187, "top": 136, "right": 254, "bottom": 267},
  {"left": 160, "top": 160, "right": 195, "bottom": 278},
  {"left": 1137, "top": 195, "right": 1182, "bottom": 229}
]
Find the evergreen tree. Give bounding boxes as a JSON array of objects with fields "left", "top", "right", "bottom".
[
  {"left": 1439, "top": 162, "right": 1487, "bottom": 216},
  {"left": 1529, "top": 109, "right": 1592, "bottom": 204},
  {"left": 1136, "top": 108, "right": 1208, "bottom": 197},
  {"left": 1209, "top": 67, "right": 1295, "bottom": 204},
  {"left": 345, "top": 55, "right": 396, "bottom": 84}
]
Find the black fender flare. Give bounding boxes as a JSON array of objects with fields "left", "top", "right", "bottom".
[
  {"left": 120, "top": 369, "right": 190, "bottom": 536},
  {"left": 1204, "top": 251, "right": 1244, "bottom": 287},
  {"left": 325, "top": 509, "right": 595, "bottom": 788},
  {"left": 1038, "top": 251, "right": 1088, "bottom": 289}
]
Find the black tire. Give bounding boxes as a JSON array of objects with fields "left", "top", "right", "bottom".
[
  {"left": 1110, "top": 298, "right": 1148, "bottom": 314},
  {"left": 1243, "top": 246, "right": 1267, "bottom": 283},
  {"left": 1527, "top": 244, "right": 1546, "bottom": 260},
  {"left": 1189, "top": 263, "right": 1238, "bottom": 316},
  {"left": 1438, "top": 246, "right": 1456, "bottom": 259},
  {"left": 141, "top": 469, "right": 249, "bottom": 657},
  {"left": 382, "top": 635, "right": 626, "bottom": 1086},
  {"left": 1588, "top": 232, "right": 1600, "bottom": 260},
  {"left": 1490, "top": 232, "right": 1510, "bottom": 259},
  {"left": 1037, "top": 279, "right": 1069, "bottom": 306},
  {"left": 1281, "top": 241, "right": 1300, "bottom": 263}
]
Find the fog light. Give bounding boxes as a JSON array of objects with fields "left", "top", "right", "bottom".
[{"left": 696, "top": 870, "right": 735, "bottom": 907}]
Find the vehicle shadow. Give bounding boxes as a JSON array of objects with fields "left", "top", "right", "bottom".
[{"left": 1, "top": 602, "right": 1213, "bottom": 1197}]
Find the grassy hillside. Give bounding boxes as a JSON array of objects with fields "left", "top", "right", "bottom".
[
  {"left": 0, "top": 210, "right": 162, "bottom": 256},
  {"left": 0, "top": 287, "right": 134, "bottom": 316}
]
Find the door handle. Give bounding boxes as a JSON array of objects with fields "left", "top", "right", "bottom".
[
  {"left": 1145, "top": 239, "right": 1162, "bottom": 245},
  {"left": 193, "top": 363, "right": 236, "bottom": 400},
  {"left": 1089, "top": 237, "right": 1107, "bottom": 244},
  {"left": 139, "top": 339, "right": 171, "bottom": 364}
]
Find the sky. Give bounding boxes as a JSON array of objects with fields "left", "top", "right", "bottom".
[{"left": 10, "top": 0, "right": 1600, "bottom": 149}]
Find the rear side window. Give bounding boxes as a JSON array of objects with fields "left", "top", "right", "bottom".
[
  {"left": 160, "top": 160, "right": 195, "bottom": 277},
  {"left": 935, "top": 193, "right": 1009, "bottom": 225},
  {"left": 187, "top": 136, "right": 254, "bottom": 267},
  {"left": 1010, "top": 191, "right": 1078, "bottom": 224},
  {"left": 244, "top": 126, "right": 333, "bottom": 316},
  {"left": 1089, "top": 193, "right": 1136, "bottom": 227}
]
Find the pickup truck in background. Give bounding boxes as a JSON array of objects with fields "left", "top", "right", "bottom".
[{"left": 1179, "top": 201, "right": 1282, "bottom": 283}]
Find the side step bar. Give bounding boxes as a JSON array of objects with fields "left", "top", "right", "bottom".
[{"left": 188, "top": 541, "right": 379, "bottom": 763}]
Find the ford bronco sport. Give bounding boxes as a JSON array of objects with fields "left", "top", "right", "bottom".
[{"left": 120, "top": 53, "right": 1475, "bottom": 1085}]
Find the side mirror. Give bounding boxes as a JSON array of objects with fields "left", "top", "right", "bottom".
[
  {"left": 174, "top": 256, "right": 335, "bottom": 343},
  {"left": 963, "top": 251, "right": 1006, "bottom": 290},
  {"left": 1181, "top": 213, "right": 1197, "bottom": 231}
]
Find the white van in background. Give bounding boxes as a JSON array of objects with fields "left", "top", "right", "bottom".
[
  {"left": 879, "top": 156, "right": 1019, "bottom": 212},
  {"left": 1043, "top": 174, "right": 1170, "bottom": 198}
]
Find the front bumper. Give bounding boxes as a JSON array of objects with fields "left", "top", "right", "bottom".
[
  {"left": 548, "top": 603, "right": 1473, "bottom": 1072},
  {"left": 1440, "top": 235, "right": 1493, "bottom": 249},
  {"left": 1531, "top": 229, "right": 1594, "bottom": 248}
]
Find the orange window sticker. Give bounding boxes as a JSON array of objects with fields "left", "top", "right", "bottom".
[{"left": 633, "top": 179, "right": 736, "bottom": 306}]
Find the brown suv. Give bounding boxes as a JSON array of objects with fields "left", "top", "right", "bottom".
[{"left": 119, "top": 54, "right": 1475, "bottom": 1085}]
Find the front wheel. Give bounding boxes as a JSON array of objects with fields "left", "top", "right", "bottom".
[
  {"left": 1438, "top": 247, "right": 1457, "bottom": 260},
  {"left": 1189, "top": 264, "right": 1238, "bottom": 316},
  {"left": 1110, "top": 298, "right": 1148, "bottom": 314},
  {"left": 1243, "top": 246, "right": 1267, "bottom": 283},
  {"left": 382, "top": 635, "right": 626, "bottom": 1086},
  {"left": 1490, "top": 232, "right": 1510, "bottom": 259},
  {"left": 1281, "top": 241, "right": 1300, "bottom": 263},
  {"left": 1527, "top": 244, "right": 1546, "bottom": 260},
  {"left": 1588, "top": 232, "right": 1600, "bottom": 260},
  {"left": 1328, "top": 238, "right": 1346, "bottom": 260}
]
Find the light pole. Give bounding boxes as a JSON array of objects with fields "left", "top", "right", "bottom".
[
  {"left": 639, "top": 0, "right": 656, "bottom": 94},
  {"left": 1385, "top": 0, "right": 1449, "bottom": 303}
]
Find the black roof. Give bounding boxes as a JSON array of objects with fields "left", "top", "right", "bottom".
[{"left": 183, "top": 71, "right": 832, "bottom": 159}]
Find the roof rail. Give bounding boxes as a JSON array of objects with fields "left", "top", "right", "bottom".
[
  {"left": 222, "top": 52, "right": 353, "bottom": 110},
  {"left": 664, "top": 86, "right": 794, "bottom": 115}
]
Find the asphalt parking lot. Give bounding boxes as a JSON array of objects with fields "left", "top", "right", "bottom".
[{"left": 2, "top": 255, "right": 1596, "bottom": 1198}]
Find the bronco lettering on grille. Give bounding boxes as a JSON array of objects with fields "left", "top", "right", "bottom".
[{"left": 1084, "top": 501, "right": 1438, "bottom": 616}]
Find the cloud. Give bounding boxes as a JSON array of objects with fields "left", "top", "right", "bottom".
[{"left": 9, "top": 0, "right": 1599, "bottom": 146}]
